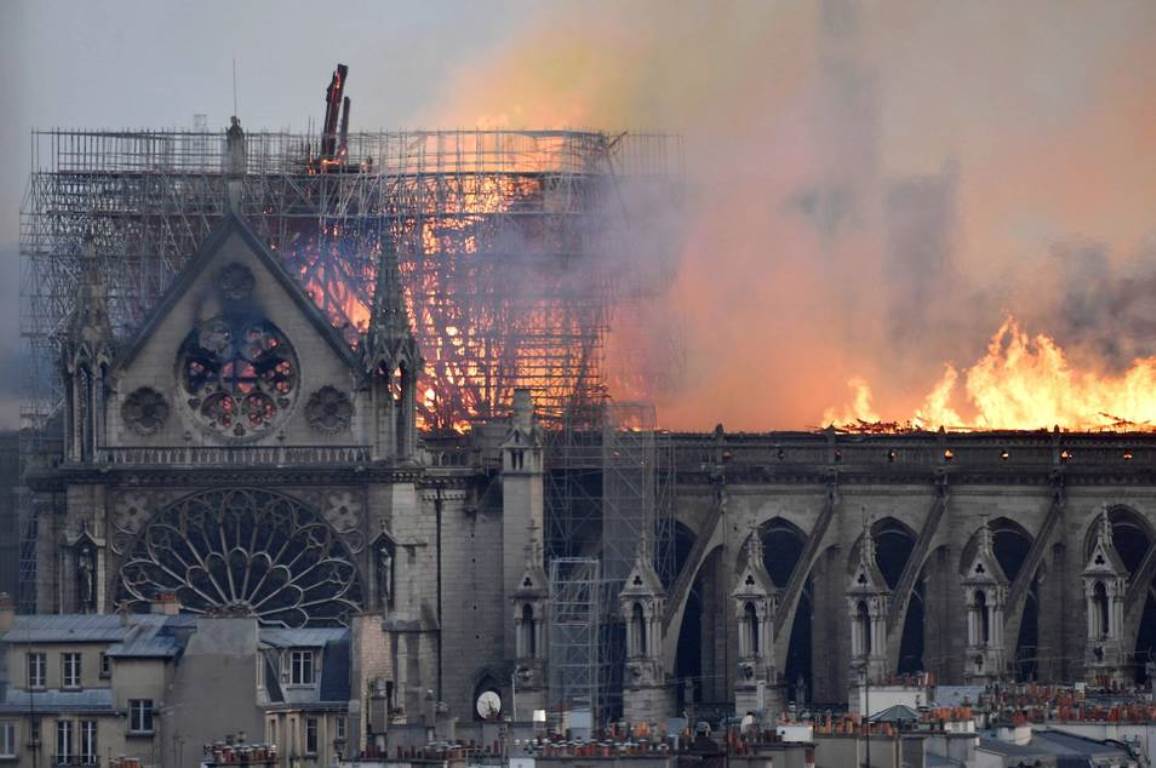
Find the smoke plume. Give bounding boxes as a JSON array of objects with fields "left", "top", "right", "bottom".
[{"left": 419, "top": 0, "right": 1156, "bottom": 430}]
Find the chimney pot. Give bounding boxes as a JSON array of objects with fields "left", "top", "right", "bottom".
[
  {"left": 152, "top": 592, "right": 181, "bottom": 616},
  {"left": 0, "top": 592, "right": 14, "bottom": 632}
]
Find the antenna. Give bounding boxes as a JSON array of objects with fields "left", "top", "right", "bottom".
[{"left": 232, "top": 57, "right": 238, "bottom": 117}]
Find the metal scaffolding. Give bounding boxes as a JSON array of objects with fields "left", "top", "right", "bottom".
[
  {"left": 20, "top": 128, "right": 681, "bottom": 434},
  {"left": 543, "top": 402, "right": 674, "bottom": 725},
  {"left": 19, "top": 122, "right": 682, "bottom": 699},
  {"left": 548, "top": 557, "right": 601, "bottom": 723}
]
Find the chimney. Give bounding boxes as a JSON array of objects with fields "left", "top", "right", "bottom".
[
  {"left": 151, "top": 592, "right": 181, "bottom": 616},
  {"left": 0, "top": 592, "right": 14, "bottom": 632}
]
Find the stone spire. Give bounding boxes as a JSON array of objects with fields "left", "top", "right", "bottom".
[
  {"left": 849, "top": 508, "right": 887, "bottom": 594},
  {"left": 363, "top": 232, "right": 419, "bottom": 373},
  {"left": 67, "top": 229, "right": 114, "bottom": 368},
  {"left": 858, "top": 510, "right": 876, "bottom": 574},
  {"left": 977, "top": 515, "right": 995, "bottom": 558}
]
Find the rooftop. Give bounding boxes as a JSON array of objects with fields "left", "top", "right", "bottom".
[{"left": 0, "top": 687, "right": 114, "bottom": 714}]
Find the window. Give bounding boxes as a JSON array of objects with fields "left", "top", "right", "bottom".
[
  {"left": 305, "top": 718, "right": 318, "bottom": 755},
  {"left": 62, "top": 653, "right": 82, "bottom": 689},
  {"left": 975, "top": 590, "right": 990, "bottom": 646},
  {"left": 518, "top": 603, "right": 537, "bottom": 659},
  {"left": 856, "top": 601, "right": 872, "bottom": 655},
  {"left": 289, "top": 650, "right": 314, "bottom": 685},
  {"left": 178, "top": 311, "right": 298, "bottom": 438},
  {"left": 0, "top": 721, "right": 15, "bottom": 758},
  {"left": 80, "top": 721, "right": 96, "bottom": 763},
  {"left": 128, "top": 700, "right": 154, "bottom": 734},
  {"left": 29, "top": 721, "right": 40, "bottom": 746},
  {"left": 631, "top": 603, "right": 647, "bottom": 657},
  {"left": 27, "top": 653, "right": 46, "bottom": 689},
  {"left": 1093, "top": 581, "right": 1111, "bottom": 638},
  {"left": 335, "top": 716, "right": 345, "bottom": 742},
  {"left": 56, "top": 720, "right": 73, "bottom": 762},
  {"left": 99, "top": 653, "right": 111, "bottom": 678},
  {"left": 744, "top": 601, "right": 760, "bottom": 655}
]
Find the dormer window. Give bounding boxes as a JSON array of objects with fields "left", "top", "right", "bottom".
[{"left": 289, "top": 650, "right": 315, "bottom": 685}]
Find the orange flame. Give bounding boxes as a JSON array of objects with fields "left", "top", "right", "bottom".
[
  {"left": 292, "top": 171, "right": 605, "bottom": 433},
  {"left": 825, "top": 317, "right": 1156, "bottom": 432}
]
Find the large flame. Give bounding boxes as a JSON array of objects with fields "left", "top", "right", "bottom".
[
  {"left": 282, "top": 164, "right": 610, "bottom": 434},
  {"left": 824, "top": 317, "right": 1156, "bottom": 432}
]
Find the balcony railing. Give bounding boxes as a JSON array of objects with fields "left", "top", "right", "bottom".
[
  {"left": 53, "top": 757, "right": 100, "bottom": 768},
  {"left": 95, "top": 445, "right": 371, "bottom": 467}
]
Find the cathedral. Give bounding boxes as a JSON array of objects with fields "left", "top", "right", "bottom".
[
  {"left": 30, "top": 209, "right": 554, "bottom": 731},
  {"left": 24, "top": 204, "right": 1156, "bottom": 738}
]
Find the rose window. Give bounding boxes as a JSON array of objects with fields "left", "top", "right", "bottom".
[
  {"left": 119, "top": 488, "right": 363, "bottom": 627},
  {"left": 179, "top": 314, "right": 298, "bottom": 438}
]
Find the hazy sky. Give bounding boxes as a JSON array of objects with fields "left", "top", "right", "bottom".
[
  {"left": 0, "top": 0, "right": 538, "bottom": 427},
  {"left": 3, "top": 1, "right": 1156, "bottom": 431}
]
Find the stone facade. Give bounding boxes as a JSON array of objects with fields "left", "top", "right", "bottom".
[{"left": 24, "top": 212, "right": 1156, "bottom": 732}]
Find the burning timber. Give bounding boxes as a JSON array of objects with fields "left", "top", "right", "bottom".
[
  {"left": 16, "top": 64, "right": 1156, "bottom": 744},
  {"left": 20, "top": 116, "right": 680, "bottom": 433}
]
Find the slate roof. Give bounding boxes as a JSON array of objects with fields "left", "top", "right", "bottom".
[
  {"left": 0, "top": 687, "right": 115, "bottom": 714},
  {"left": 2, "top": 614, "right": 130, "bottom": 643},
  {"left": 105, "top": 615, "right": 194, "bottom": 658},
  {"left": 318, "top": 635, "right": 351, "bottom": 703},
  {"left": 259, "top": 627, "right": 348, "bottom": 649},
  {"left": 924, "top": 753, "right": 967, "bottom": 768},
  {"left": 935, "top": 685, "right": 984, "bottom": 708},
  {"left": 975, "top": 736, "right": 1051, "bottom": 759},
  {"left": 1032, "top": 729, "right": 1133, "bottom": 758},
  {"left": 977, "top": 729, "right": 1133, "bottom": 763},
  {"left": 868, "top": 703, "right": 920, "bottom": 723}
]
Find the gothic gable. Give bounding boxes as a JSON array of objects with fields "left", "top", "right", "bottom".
[
  {"left": 108, "top": 214, "right": 365, "bottom": 448},
  {"left": 962, "top": 525, "right": 1008, "bottom": 587},
  {"left": 733, "top": 534, "right": 776, "bottom": 600},
  {"left": 1084, "top": 515, "right": 1128, "bottom": 578},
  {"left": 847, "top": 536, "right": 888, "bottom": 595},
  {"left": 620, "top": 553, "right": 665, "bottom": 601}
]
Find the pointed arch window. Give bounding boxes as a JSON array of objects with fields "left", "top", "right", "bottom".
[
  {"left": 519, "top": 603, "right": 538, "bottom": 658},
  {"left": 1093, "top": 581, "right": 1110, "bottom": 638},
  {"left": 743, "top": 601, "right": 760, "bottom": 656},
  {"left": 975, "top": 589, "right": 990, "bottom": 646},
  {"left": 856, "top": 600, "right": 872, "bottom": 655},
  {"left": 632, "top": 602, "right": 648, "bottom": 657}
]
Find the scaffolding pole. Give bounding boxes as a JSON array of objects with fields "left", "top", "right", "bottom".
[
  {"left": 20, "top": 129, "right": 681, "bottom": 439},
  {"left": 548, "top": 557, "right": 601, "bottom": 729}
]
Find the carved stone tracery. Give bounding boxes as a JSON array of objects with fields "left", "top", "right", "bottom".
[
  {"left": 121, "top": 387, "right": 170, "bottom": 435},
  {"left": 118, "top": 488, "right": 362, "bottom": 627},
  {"left": 306, "top": 386, "right": 354, "bottom": 433}
]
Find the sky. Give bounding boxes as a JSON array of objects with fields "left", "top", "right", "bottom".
[{"left": 3, "top": 0, "right": 1156, "bottom": 431}]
